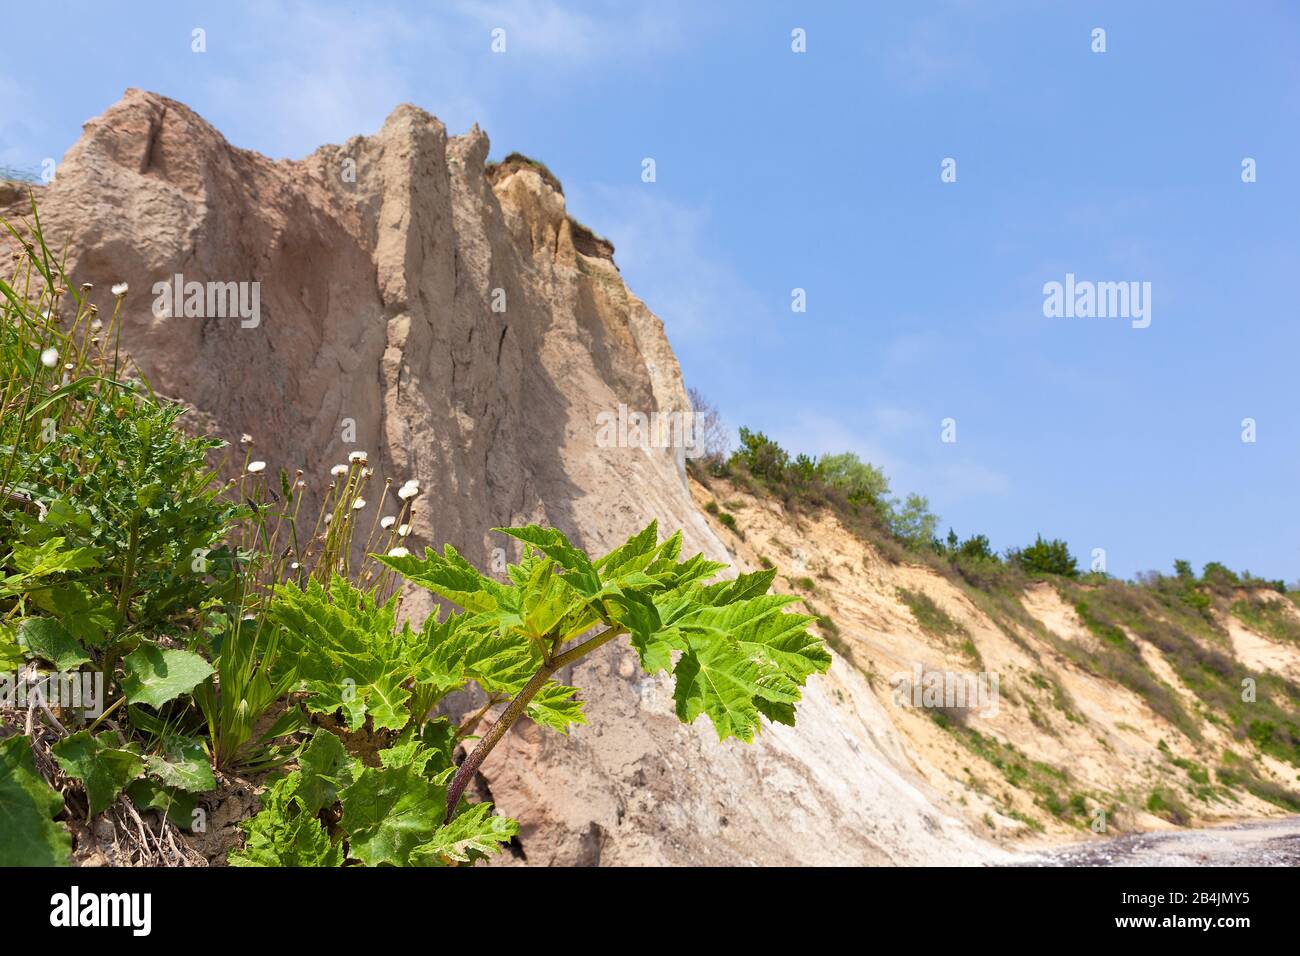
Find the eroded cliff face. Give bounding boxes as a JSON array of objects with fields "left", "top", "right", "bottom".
[
  {"left": 3, "top": 90, "right": 1001, "bottom": 865},
  {"left": 690, "top": 474, "right": 1300, "bottom": 848}
]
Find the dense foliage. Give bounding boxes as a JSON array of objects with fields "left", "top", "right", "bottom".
[{"left": 0, "top": 207, "right": 827, "bottom": 867}]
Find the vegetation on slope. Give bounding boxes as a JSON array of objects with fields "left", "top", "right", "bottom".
[
  {"left": 688, "top": 398, "right": 1300, "bottom": 832},
  {"left": 0, "top": 205, "right": 825, "bottom": 867}
]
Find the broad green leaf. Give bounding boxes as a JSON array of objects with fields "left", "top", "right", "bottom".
[
  {"left": 376, "top": 545, "right": 508, "bottom": 613},
  {"left": 494, "top": 525, "right": 595, "bottom": 583},
  {"left": 29, "top": 583, "right": 115, "bottom": 647},
  {"left": 144, "top": 737, "right": 216, "bottom": 793},
  {"left": 16, "top": 617, "right": 91, "bottom": 671},
  {"left": 52, "top": 731, "right": 145, "bottom": 816},
  {"left": 754, "top": 697, "right": 797, "bottom": 727},
  {"left": 11, "top": 537, "right": 100, "bottom": 576},
  {"left": 0, "top": 622, "right": 27, "bottom": 669},
  {"left": 672, "top": 621, "right": 803, "bottom": 743},
  {"left": 374, "top": 721, "right": 459, "bottom": 778},
  {"left": 340, "top": 761, "right": 450, "bottom": 866},
  {"left": 604, "top": 588, "right": 675, "bottom": 672},
  {"left": 296, "top": 730, "right": 354, "bottom": 813},
  {"left": 698, "top": 568, "right": 779, "bottom": 606},
  {"left": 685, "top": 595, "right": 830, "bottom": 685},
  {"left": 0, "top": 736, "right": 70, "bottom": 866},
  {"left": 271, "top": 577, "right": 434, "bottom": 731},
  {"left": 120, "top": 646, "right": 214, "bottom": 708},
  {"left": 415, "top": 718, "right": 458, "bottom": 776},
  {"left": 593, "top": 520, "right": 660, "bottom": 576},
  {"left": 410, "top": 802, "right": 519, "bottom": 866}
]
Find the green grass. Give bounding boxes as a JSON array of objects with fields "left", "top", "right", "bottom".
[
  {"left": 896, "top": 587, "right": 967, "bottom": 641},
  {"left": 1231, "top": 595, "right": 1300, "bottom": 645}
]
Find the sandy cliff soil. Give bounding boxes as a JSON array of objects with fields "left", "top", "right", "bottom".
[{"left": 689, "top": 474, "right": 1300, "bottom": 852}]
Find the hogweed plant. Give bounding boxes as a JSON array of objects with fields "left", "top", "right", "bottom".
[{"left": 0, "top": 201, "right": 828, "bottom": 867}]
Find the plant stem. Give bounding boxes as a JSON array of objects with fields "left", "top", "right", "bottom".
[{"left": 443, "top": 625, "right": 625, "bottom": 819}]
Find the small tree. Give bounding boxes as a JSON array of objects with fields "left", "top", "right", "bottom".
[
  {"left": 732, "top": 427, "right": 789, "bottom": 482},
  {"left": 888, "top": 493, "right": 939, "bottom": 550},
  {"left": 815, "top": 452, "right": 890, "bottom": 506},
  {"left": 957, "top": 533, "right": 996, "bottom": 562},
  {"left": 1014, "top": 535, "right": 1079, "bottom": 577},
  {"left": 1201, "top": 561, "right": 1240, "bottom": 593}
]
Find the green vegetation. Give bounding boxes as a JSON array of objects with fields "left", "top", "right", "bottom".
[
  {"left": 0, "top": 209, "right": 826, "bottom": 867},
  {"left": 935, "top": 721, "right": 1093, "bottom": 829},
  {"left": 691, "top": 406, "right": 1300, "bottom": 826},
  {"left": 1145, "top": 787, "right": 1190, "bottom": 824},
  {"left": 1011, "top": 535, "right": 1079, "bottom": 578},
  {"left": 484, "top": 151, "right": 565, "bottom": 195},
  {"left": 896, "top": 587, "right": 967, "bottom": 641},
  {"left": 708, "top": 428, "right": 939, "bottom": 552},
  {"left": 1231, "top": 595, "right": 1300, "bottom": 645}
]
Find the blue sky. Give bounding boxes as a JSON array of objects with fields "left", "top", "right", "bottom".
[{"left": 3, "top": 1, "right": 1298, "bottom": 582}]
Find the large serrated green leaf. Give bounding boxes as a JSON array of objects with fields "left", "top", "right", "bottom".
[
  {"left": 410, "top": 802, "right": 519, "bottom": 866},
  {"left": 376, "top": 545, "right": 508, "bottom": 613},
  {"left": 296, "top": 729, "right": 354, "bottom": 813},
  {"left": 593, "top": 520, "right": 660, "bottom": 576},
  {"left": 270, "top": 577, "right": 426, "bottom": 731},
  {"left": 0, "top": 736, "right": 70, "bottom": 866},
  {"left": 340, "top": 761, "right": 448, "bottom": 866},
  {"left": 494, "top": 525, "right": 595, "bottom": 583},
  {"left": 229, "top": 771, "right": 344, "bottom": 867},
  {"left": 673, "top": 636, "right": 805, "bottom": 740}
]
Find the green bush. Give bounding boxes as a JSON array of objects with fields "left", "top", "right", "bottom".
[
  {"left": 1012, "top": 535, "right": 1079, "bottom": 578},
  {"left": 731, "top": 427, "right": 788, "bottom": 482},
  {"left": 888, "top": 493, "right": 939, "bottom": 550},
  {"left": 815, "top": 452, "right": 890, "bottom": 506}
]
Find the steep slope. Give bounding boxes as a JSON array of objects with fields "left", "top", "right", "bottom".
[
  {"left": 1, "top": 90, "right": 1005, "bottom": 864},
  {"left": 690, "top": 471, "right": 1300, "bottom": 847}
]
